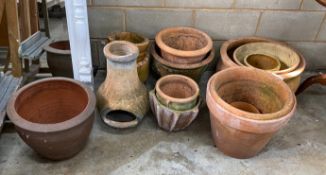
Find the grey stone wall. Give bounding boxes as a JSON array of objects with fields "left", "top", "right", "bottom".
[{"left": 87, "top": 0, "right": 326, "bottom": 70}]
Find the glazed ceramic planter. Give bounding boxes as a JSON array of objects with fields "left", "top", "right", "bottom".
[
  {"left": 151, "top": 44, "right": 215, "bottom": 81},
  {"left": 206, "top": 67, "right": 296, "bottom": 159},
  {"left": 218, "top": 36, "right": 306, "bottom": 92},
  {"left": 233, "top": 42, "right": 300, "bottom": 74},
  {"left": 155, "top": 74, "right": 200, "bottom": 111},
  {"left": 97, "top": 41, "right": 149, "bottom": 129},
  {"left": 6, "top": 78, "right": 96, "bottom": 160},
  {"left": 44, "top": 40, "right": 73, "bottom": 78},
  {"left": 155, "top": 27, "right": 213, "bottom": 64},
  {"left": 149, "top": 90, "right": 200, "bottom": 132}
]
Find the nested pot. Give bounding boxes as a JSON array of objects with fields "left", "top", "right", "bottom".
[
  {"left": 206, "top": 67, "right": 296, "bottom": 159},
  {"left": 155, "top": 27, "right": 213, "bottom": 64},
  {"left": 151, "top": 44, "right": 215, "bottom": 81},
  {"left": 218, "top": 36, "right": 306, "bottom": 92},
  {"left": 137, "top": 53, "right": 150, "bottom": 82},
  {"left": 44, "top": 40, "right": 73, "bottom": 78},
  {"left": 149, "top": 90, "right": 200, "bottom": 132},
  {"left": 97, "top": 41, "right": 149, "bottom": 129},
  {"left": 6, "top": 78, "right": 96, "bottom": 160}
]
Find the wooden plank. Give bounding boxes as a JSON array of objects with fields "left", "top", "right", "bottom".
[
  {"left": 29, "top": 0, "right": 39, "bottom": 34},
  {"left": 0, "top": 0, "right": 5, "bottom": 25},
  {"left": 18, "top": 0, "right": 32, "bottom": 41},
  {"left": 6, "top": 0, "right": 22, "bottom": 77}
]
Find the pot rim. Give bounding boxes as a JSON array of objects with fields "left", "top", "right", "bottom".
[
  {"left": 6, "top": 77, "right": 96, "bottom": 133},
  {"left": 107, "top": 32, "right": 150, "bottom": 50},
  {"left": 151, "top": 44, "right": 215, "bottom": 69},
  {"left": 208, "top": 67, "right": 295, "bottom": 121},
  {"left": 220, "top": 36, "right": 306, "bottom": 80},
  {"left": 44, "top": 40, "right": 71, "bottom": 55},
  {"left": 155, "top": 74, "right": 200, "bottom": 104},
  {"left": 103, "top": 41, "right": 139, "bottom": 63},
  {"left": 155, "top": 27, "right": 213, "bottom": 57}
]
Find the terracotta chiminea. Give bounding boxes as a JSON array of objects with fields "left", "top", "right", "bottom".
[
  {"left": 6, "top": 78, "right": 96, "bottom": 160},
  {"left": 155, "top": 27, "right": 213, "bottom": 64},
  {"left": 97, "top": 41, "right": 149, "bottom": 129},
  {"left": 206, "top": 67, "right": 296, "bottom": 159}
]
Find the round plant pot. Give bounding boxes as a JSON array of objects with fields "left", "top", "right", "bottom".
[
  {"left": 233, "top": 42, "right": 300, "bottom": 74},
  {"left": 155, "top": 27, "right": 213, "bottom": 64},
  {"left": 149, "top": 90, "right": 200, "bottom": 132},
  {"left": 6, "top": 78, "right": 96, "bottom": 160},
  {"left": 243, "top": 53, "right": 281, "bottom": 71},
  {"left": 155, "top": 74, "right": 200, "bottom": 111},
  {"left": 44, "top": 40, "right": 73, "bottom": 78},
  {"left": 218, "top": 36, "right": 306, "bottom": 92},
  {"left": 137, "top": 53, "right": 150, "bottom": 82},
  {"left": 97, "top": 41, "right": 149, "bottom": 129},
  {"left": 206, "top": 67, "right": 296, "bottom": 159},
  {"left": 151, "top": 44, "right": 215, "bottom": 81}
]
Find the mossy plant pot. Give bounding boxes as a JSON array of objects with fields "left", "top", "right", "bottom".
[
  {"left": 97, "top": 41, "right": 149, "bottom": 129},
  {"left": 206, "top": 67, "right": 296, "bottom": 159},
  {"left": 137, "top": 53, "right": 150, "bottom": 82},
  {"left": 44, "top": 40, "right": 73, "bottom": 78},
  {"left": 6, "top": 78, "right": 96, "bottom": 160},
  {"left": 151, "top": 44, "right": 215, "bottom": 82},
  {"left": 155, "top": 74, "right": 200, "bottom": 111},
  {"left": 149, "top": 90, "right": 200, "bottom": 132},
  {"left": 155, "top": 27, "right": 213, "bottom": 64},
  {"left": 218, "top": 36, "right": 306, "bottom": 92}
]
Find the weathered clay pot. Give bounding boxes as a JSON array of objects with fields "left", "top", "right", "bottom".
[
  {"left": 137, "top": 53, "right": 150, "bottom": 82},
  {"left": 149, "top": 90, "right": 200, "bottom": 132},
  {"left": 155, "top": 74, "right": 200, "bottom": 111},
  {"left": 155, "top": 27, "right": 213, "bottom": 64},
  {"left": 316, "top": 0, "right": 326, "bottom": 7},
  {"left": 207, "top": 67, "right": 296, "bottom": 159},
  {"left": 243, "top": 53, "right": 281, "bottom": 71},
  {"left": 233, "top": 42, "right": 300, "bottom": 73},
  {"left": 218, "top": 36, "right": 306, "bottom": 92},
  {"left": 97, "top": 41, "right": 149, "bottom": 129},
  {"left": 44, "top": 40, "right": 73, "bottom": 78},
  {"left": 6, "top": 78, "right": 96, "bottom": 160},
  {"left": 151, "top": 44, "right": 215, "bottom": 81}
]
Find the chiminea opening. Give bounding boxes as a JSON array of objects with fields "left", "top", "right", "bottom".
[
  {"left": 105, "top": 110, "right": 137, "bottom": 123},
  {"left": 109, "top": 43, "right": 133, "bottom": 56}
]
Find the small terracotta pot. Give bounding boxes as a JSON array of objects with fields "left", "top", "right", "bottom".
[
  {"left": 155, "top": 74, "right": 200, "bottom": 111},
  {"left": 206, "top": 67, "right": 296, "bottom": 159},
  {"left": 243, "top": 53, "right": 281, "bottom": 71},
  {"left": 155, "top": 27, "right": 213, "bottom": 64},
  {"left": 218, "top": 36, "right": 306, "bottom": 92},
  {"left": 151, "top": 44, "right": 215, "bottom": 81},
  {"left": 233, "top": 42, "right": 300, "bottom": 73},
  {"left": 149, "top": 90, "right": 200, "bottom": 132},
  {"left": 44, "top": 40, "right": 73, "bottom": 78},
  {"left": 6, "top": 78, "right": 96, "bottom": 160},
  {"left": 137, "top": 53, "right": 150, "bottom": 82}
]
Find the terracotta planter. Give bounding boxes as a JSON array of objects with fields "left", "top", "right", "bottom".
[
  {"left": 155, "top": 74, "right": 200, "bottom": 111},
  {"left": 44, "top": 40, "right": 73, "bottom": 78},
  {"left": 218, "top": 36, "right": 306, "bottom": 92},
  {"left": 6, "top": 78, "right": 96, "bottom": 160},
  {"left": 233, "top": 42, "right": 300, "bottom": 74},
  {"left": 137, "top": 53, "right": 150, "bottom": 82},
  {"left": 155, "top": 27, "right": 213, "bottom": 64},
  {"left": 149, "top": 90, "right": 200, "bottom": 132},
  {"left": 206, "top": 67, "right": 296, "bottom": 159},
  {"left": 151, "top": 44, "right": 215, "bottom": 81},
  {"left": 97, "top": 41, "right": 149, "bottom": 129}
]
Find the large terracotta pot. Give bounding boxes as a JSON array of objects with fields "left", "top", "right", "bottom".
[
  {"left": 206, "top": 67, "right": 296, "bottom": 159},
  {"left": 97, "top": 41, "right": 149, "bottom": 129},
  {"left": 6, "top": 78, "right": 96, "bottom": 160},
  {"left": 218, "top": 36, "right": 306, "bottom": 92},
  {"left": 44, "top": 40, "right": 73, "bottom": 78},
  {"left": 151, "top": 44, "right": 215, "bottom": 81},
  {"left": 155, "top": 27, "right": 213, "bottom": 64}
]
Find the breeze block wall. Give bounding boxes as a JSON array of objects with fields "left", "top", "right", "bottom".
[{"left": 87, "top": 0, "right": 326, "bottom": 71}]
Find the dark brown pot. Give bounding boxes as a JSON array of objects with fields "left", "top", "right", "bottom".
[
  {"left": 206, "top": 67, "right": 296, "bottom": 159},
  {"left": 296, "top": 73, "right": 326, "bottom": 95},
  {"left": 316, "top": 0, "right": 326, "bottom": 7},
  {"left": 44, "top": 40, "right": 73, "bottom": 78},
  {"left": 7, "top": 78, "right": 96, "bottom": 160}
]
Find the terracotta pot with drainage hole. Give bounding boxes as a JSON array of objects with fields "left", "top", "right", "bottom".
[
  {"left": 6, "top": 78, "right": 96, "bottom": 160},
  {"left": 206, "top": 67, "right": 296, "bottom": 159}
]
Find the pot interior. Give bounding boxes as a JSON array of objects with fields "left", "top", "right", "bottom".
[
  {"left": 159, "top": 78, "right": 197, "bottom": 99},
  {"left": 109, "top": 42, "right": 134, "bottom": 56},
  {"left": 230, "top": 101, "right": 261, "bottom": 114},
  {"left": 111, "top": 32, "right": 145, "bottom": 44},
  {"left": 217, "top": 80, "right": 283, "bottom": 114},
  {"left": 15, "top": 80, "right": 88, "bottom": 124},
  {"left": 49, "top": 41, "right": 70, "bottom": 50},
  {"left": 246, "top": 54, "right": 279, "bottom": 70},
  {"left": 104, "top": 110, "right": 137, "bottom": 122},
  {"left": 162, "top": 29, "right": 208, "bottom": 51}
]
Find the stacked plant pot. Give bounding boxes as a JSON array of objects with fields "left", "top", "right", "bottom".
[
  {"left": 149, "top": 75, "right": 201, "bottom": 131},
  {"left": 152, "top": 27, "right": 214, "bottom": 81},
  {"left": 218, "top": 36, "right": 306, "bottom": 92}
]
